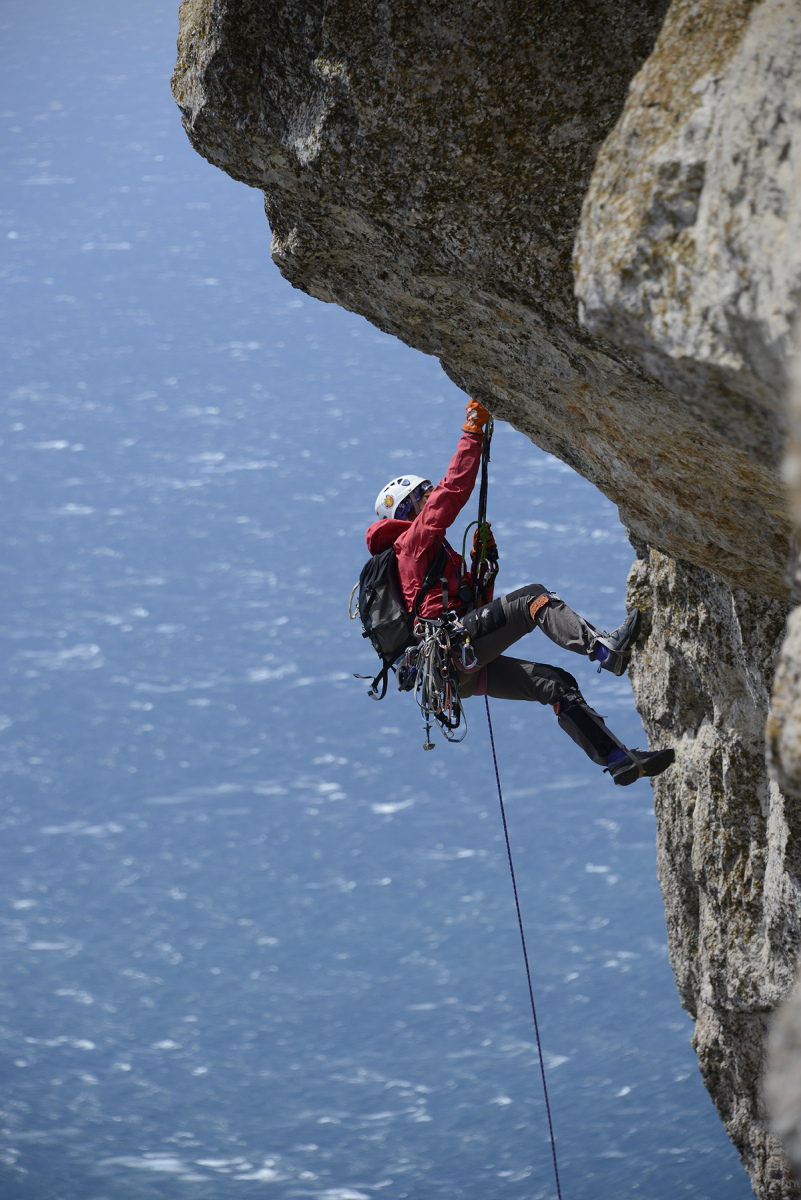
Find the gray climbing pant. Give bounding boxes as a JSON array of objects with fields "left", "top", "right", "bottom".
[{"left": 456, "top": 585, "right": 616, "bottom": 765}]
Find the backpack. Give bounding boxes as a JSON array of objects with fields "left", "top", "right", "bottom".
[{"left": 352, "top": 543, "right": 447, "bottom": 699}]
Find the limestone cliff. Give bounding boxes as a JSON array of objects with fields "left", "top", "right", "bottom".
[
  {"left": 764, "top": 329, "right": 801, "bottom": 1184},
  {"left": 173, "top": 1, "right": 801, "bottom": 1194}
]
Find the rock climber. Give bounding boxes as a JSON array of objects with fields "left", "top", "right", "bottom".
[{"left": 365, "top": 398, "right": 675, "bottom": 786}]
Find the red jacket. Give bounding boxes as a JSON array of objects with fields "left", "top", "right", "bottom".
[{"left": 365, "top": 430, "right": 483, "bottom": 620}]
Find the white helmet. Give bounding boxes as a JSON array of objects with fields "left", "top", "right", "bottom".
[{"left": 374, "top": 474, "right": 432, "bottom": 520}]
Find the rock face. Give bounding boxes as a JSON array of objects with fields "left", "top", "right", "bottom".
[
  {"left": 173, "top": 0, "right": 796, "bottom": 597},
  {"left": 629, "top": 549, "right": 798, "bottom": 1192},
  {"left": 764, "top": 335, "right": 801, "bottom": 1181},
  {"left": 173, "top": 0, "right": 801, "bottom": 1194}
]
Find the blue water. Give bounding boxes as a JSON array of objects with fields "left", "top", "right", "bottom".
[{"left": 0, "top": 3, "right": 752, "bottom": 1198}]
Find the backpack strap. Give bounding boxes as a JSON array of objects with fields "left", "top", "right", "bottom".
[
  {"left": 368, "top": 661, "right": 392, "bottom": 701},
  {"left": 354, "top": 662, "right": 393, "bottom": 700},
  {"left": 410, "top": 543, "right": 448, "bottom": 623}
]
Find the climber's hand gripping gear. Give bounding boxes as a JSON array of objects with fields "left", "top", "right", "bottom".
[
  {"left": 471, "top": 520, "right": 499, "bottom": 605},
  {"left": 462, "top": 399, "right": 490, "bottom": 434},
  {"left": 472, "top": 523, "right": 497, "bottom": 559}
]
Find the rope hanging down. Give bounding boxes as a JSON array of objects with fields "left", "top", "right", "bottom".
[
  {"left": 475, "top": 419, "right": 562, "bottom": 1196},
  {"left": 485, "top": 696, "right": 563, "bottom": 1200}
]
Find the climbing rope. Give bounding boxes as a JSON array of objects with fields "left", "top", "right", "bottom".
[
  {"left": 461, "top": 417, "right": 498, "bottom": 608},
  {"left": 485, "top": 695, "right": 563, "bottom": 1200}
]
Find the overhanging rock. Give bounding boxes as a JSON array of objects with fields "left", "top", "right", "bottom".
[
  {"left": 173, "top": 1, "right": 801, "bottom": 1195},
  {"left": 173, "top": 0, "right": 796, "bottom": 598}
]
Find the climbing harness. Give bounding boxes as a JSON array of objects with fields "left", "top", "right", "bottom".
[{"left": 485, "top": 696, "right": 563, "bottom": 1200}]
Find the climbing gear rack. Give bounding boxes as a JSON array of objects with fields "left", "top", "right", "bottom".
[{"left": 399, "top": 614, "right": 471, "bottom": 749}]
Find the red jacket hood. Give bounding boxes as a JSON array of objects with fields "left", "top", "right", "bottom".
[{"left": 365, "top": 518, "right": 408, "bottom": 555}]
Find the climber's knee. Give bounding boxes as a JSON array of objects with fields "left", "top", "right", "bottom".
[
  {"left": 537, "top": 666, "right": 578, "bottom": 708},
  {"left": 502, "top": 584, "right": 551, "bottom": 629},
  {"left": 529, "top": 594, "right": 549, "bottom": 622}
]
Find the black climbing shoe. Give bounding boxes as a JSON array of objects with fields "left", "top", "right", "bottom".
[
  {"left": 606, "top": 746, "right": 675, "bottom": 787},
  {"left": 593, "top": 608, "right": 642, "bottom": 677}
]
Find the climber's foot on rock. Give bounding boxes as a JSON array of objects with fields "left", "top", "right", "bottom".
[
  {"left": 606, "top": 746, "right": 675, "bottom": 787},
  {"left": 592, "top": 608, "right": 642, "bottom": 677}
]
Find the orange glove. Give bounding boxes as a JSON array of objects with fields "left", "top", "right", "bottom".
[{"left": 462, "top": 399, "right": 490, "bottom": 434}]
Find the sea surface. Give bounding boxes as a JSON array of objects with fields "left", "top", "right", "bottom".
[{"left": 0, "top": 3, "right": 753, "bottom": 1198}]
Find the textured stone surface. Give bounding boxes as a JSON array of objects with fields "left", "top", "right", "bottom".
[
  {"left": 580, "top": 7, "right": 801, "bottom": 1189},
  {"left": 575, "top": 0, "right": 801, "bottom": 589},
  {"left": 173, "top": 0, "right": 795, "bottom": 597},
  {"left": 765, "top": 332, "right": 801, "bottom": 1181},
  {"left": 769, "top": 338, "right": 801, "bottom": 800},
  {"left": 172, "top": 1, "right": 801, "bottom": 1194},
  {"left": 576, "top": 0, "right": 801, "bottom": 408},
  {"left": 628, "top": 548, "right": 798, "bottom": 1193},
  {"left": 766, "top": 965, "right": 801, "bottom": 1179}
]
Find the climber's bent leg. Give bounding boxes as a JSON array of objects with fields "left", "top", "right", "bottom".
[
  {"left": 457, "top": 655, "right": 675, "bottom": 781},
  {"left": 552, "top": 688, "right": 616, "bottom": 766},
  {"left": 467, "top": 655, "right": 616, "bottom": 766},
  {"left": 503, "top": 585, "right": 602, "bottom": 656},
  {"left": 462, "top": 584, "right": 604, "bottom": 665},
  {"left": 460, "top": 587, "right": 548, "bottom": 667}
]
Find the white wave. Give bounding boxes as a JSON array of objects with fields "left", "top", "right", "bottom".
[
  {"left": 52, "top": 503, "right": 95, "bottom": 515},
  {"left": 80, "top": 241, "right": 131, "bottom": 250},
  {"left": 22, "top": 644, "right": 102, "bottom": 670},
  {"left": 248, "top": 663, "right": 297, "bottom": 682},
  {"left": 145, "top": 783, "right": 245, "bottom": 805},
  {"left": 25, "top": 175, "right": 75, "bottom": 185},
  {"left": 371, "top": 800, "right": 413, "bottom": 814},
  {"left": 426, "top": 847, "right": 481, "bottom": 860},
  {"left": 234, "top": 1167, "right": 284, "bottom": 1181},
  {"left": 41, "top": 821, "right": 124, "bottom": 836},
  {"left": 99, "top": 1155, "right": 191, "bottom": 1175},
  {"left": 318, "top": 1191, "right": 371, "bottom": 1200}
]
